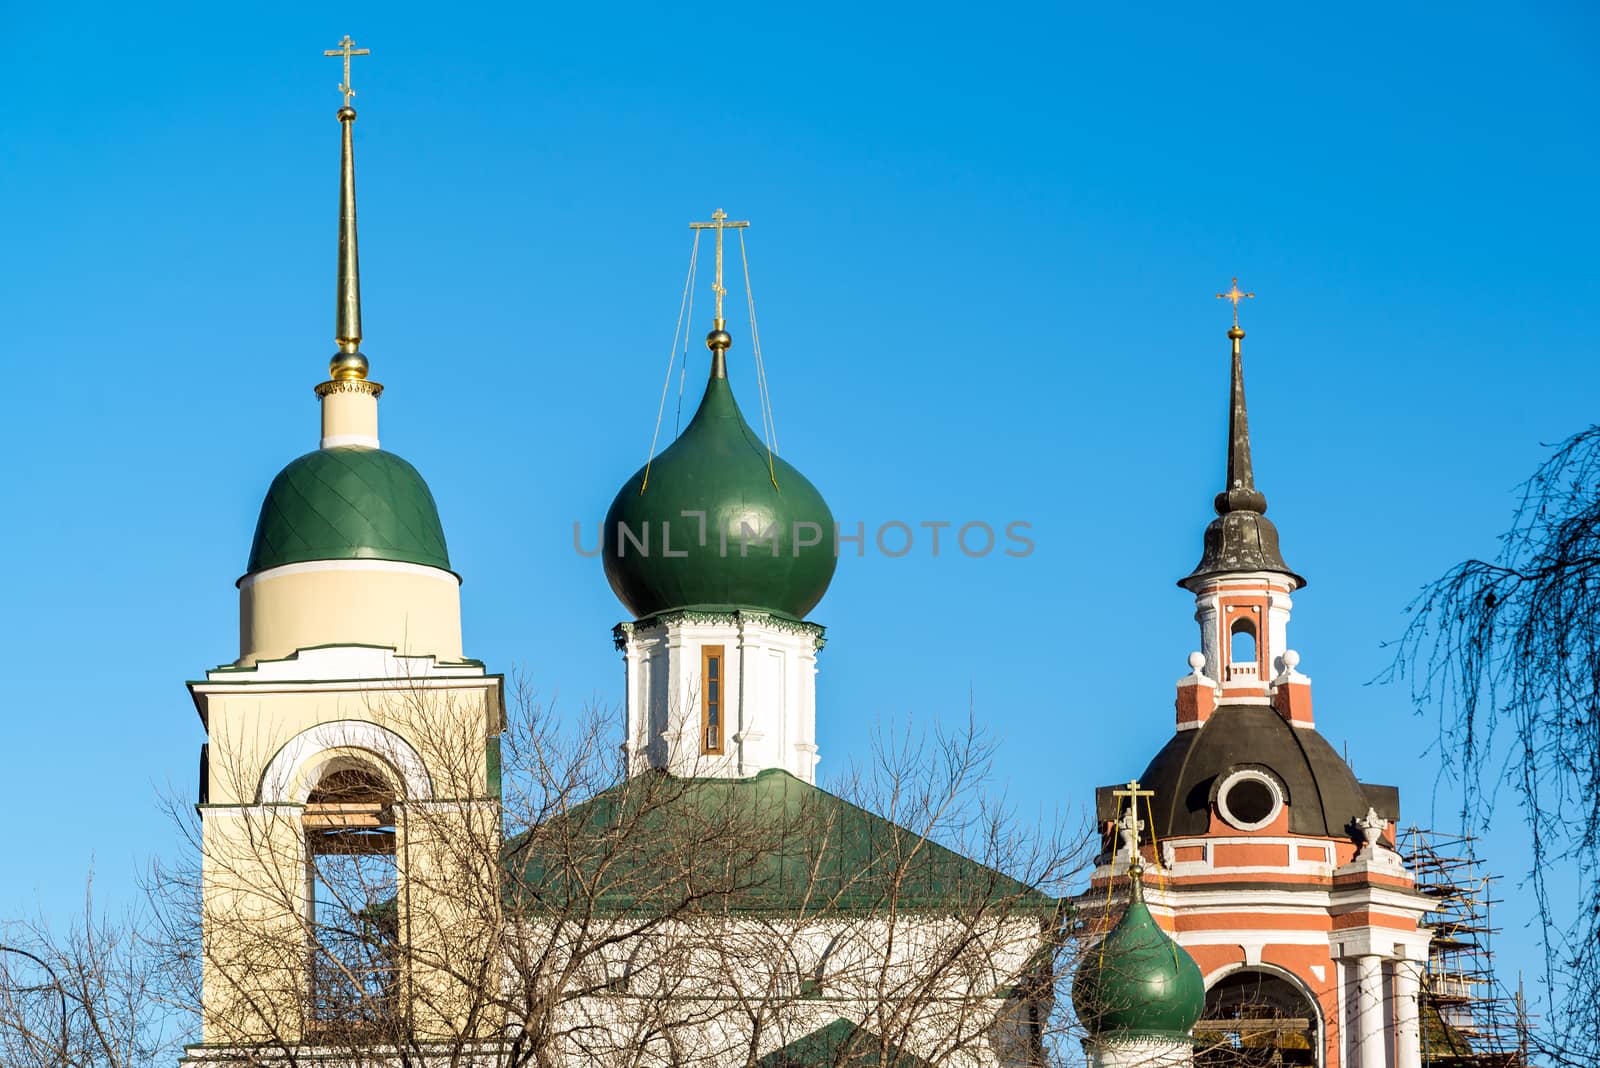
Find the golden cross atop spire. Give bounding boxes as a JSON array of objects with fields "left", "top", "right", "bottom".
[
  {"left": 1216, "top": 276, "right": 1255, "bottom": 329},
  {"left": 324, "top": 35, "right": 371, "bottom": 109},
  {"left": 689, "top": 208, "right": 750, "bottom": 325}
]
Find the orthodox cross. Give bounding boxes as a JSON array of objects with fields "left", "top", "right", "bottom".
[
  {"left": 324, "top": 35, "right": 371, "bottom": 109},
  {"left": 1111, "top": 779, "right": 1155, "bottom": 865},
  {"left": 688, "top": 208, "right": 750, "bottom": 323},
  {"left": 1216, "top": 276, "right": 1255, "bottom": 328}
]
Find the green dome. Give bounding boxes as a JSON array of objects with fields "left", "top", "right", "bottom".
[
  {"left": 1071, "top": 877, "right": 1205, "bottom": 1040},
  {"left": 603, "top": 369, "right": 836, "bottom": 621},
  {"left": 246, "top": 447, "right": 451, "bottom": 575}
]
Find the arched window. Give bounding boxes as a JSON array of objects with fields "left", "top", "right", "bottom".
[
  {"left": 1197, "top": 968, "right": 1321, "bottom": 1066},
  {"left": 303, "top": 764, "right": 400, "bottom": 1029},
  {"left": 1229, "top": 619, "right": 1257, "bottom": 665}
]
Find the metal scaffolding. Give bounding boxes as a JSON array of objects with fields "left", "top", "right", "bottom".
[{"left": 1399, "top": 827, "right": 1530, "bottom": 1068}]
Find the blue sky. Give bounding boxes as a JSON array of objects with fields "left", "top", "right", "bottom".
[{"left": 2, "top": 0, "right": 1596, "bottom": 1011}]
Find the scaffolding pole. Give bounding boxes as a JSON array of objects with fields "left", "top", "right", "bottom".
[{"left": 1399, "top": 827, "right": 1531, "bottom": 1068}]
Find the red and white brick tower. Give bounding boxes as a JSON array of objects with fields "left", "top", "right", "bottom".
[{"left": 1089, "top": 284, "right": 1432, "bottom": 1068}]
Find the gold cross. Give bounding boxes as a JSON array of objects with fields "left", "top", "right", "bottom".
[
  {"left": 1111, "top": 779, "right": 1155, "bottom": 806},
  {"left": 324, "top": 35, "right": 371, "bottom": 109},
  {"left": 689, "top": 208, "right": 750, "bottom": 324},
  {"left": 1216, "top": 277, "right": 1255, "bottom": 328},
  {"left": 1110, "top": 779, "right": 1155, "bottom": 865}
]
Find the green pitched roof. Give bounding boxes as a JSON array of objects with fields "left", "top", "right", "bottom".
[
  {"left": 756, "top": 1019, "right": 933, "bottom": 1068},
  {"left": 503, "top": 769, "right": 1052, "bottom": 915},
  {"left": 603, "top": 370, "right": 836, "bottom": 621},
  {"left": 246, "top": 447, "right": 451, "bottom": 575},
  {"left": 1071, "top": 877, "right": 1205, "bottom": 1040}
]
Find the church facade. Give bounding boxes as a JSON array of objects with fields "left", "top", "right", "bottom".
[{"left": 180, "top": 41, "right": 1432, "bottom": 1068}]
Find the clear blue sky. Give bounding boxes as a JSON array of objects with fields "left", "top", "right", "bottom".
[{"left": 2, "top": 0, "right": 1595, "bottom": 1009}]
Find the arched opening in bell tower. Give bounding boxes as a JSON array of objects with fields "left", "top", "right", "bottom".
[
  {"left": 302, "top": 763, "right": 401, "bottom": 1031},
  {"left": 1228, "top": 618, "right": 1259, "bottom": 681},
  {"left": 1196, "top": 966, "right": 1323, "bottom": 1067}
]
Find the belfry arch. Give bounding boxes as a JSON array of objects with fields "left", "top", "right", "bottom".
[
  {"left": 302, "top": 762, "right": 402, "bottom": 1029},
  {"left": 1197, "top": 964, "right": 1324, "bottom": 1067}
]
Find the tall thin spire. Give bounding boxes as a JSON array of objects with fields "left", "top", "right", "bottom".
[
  {"left": 314, "top": 36, "right": 382, "bottom": 451},
  {"left": 325, "top": 35, "right": 370, "bottom": 381},
  {"left": 1216, "top": 278, "right": 1263, "bottom": 513},
  {"left": 1217, "top": 324, "right": 1267, "bottom": 515},
  {"left": 1180, "top": 279, "right": 1304, "bottom": 589}
]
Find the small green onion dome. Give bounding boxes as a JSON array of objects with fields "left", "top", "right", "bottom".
[
  {"left": 1071, "top": 874, "right": 1206, "bottom": 1040},
  {"left": 246, "top": 447, "right": 451, "bottom": 575},
  {"left": 603, "top": 368, "right": 836, "bottom": 621}
]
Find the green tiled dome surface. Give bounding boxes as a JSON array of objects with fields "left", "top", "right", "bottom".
[
  {"left": 603, "top": 373, "right": 836, "bottom": 621},
  {"left": 246, "top": 447, "right": 451, "bottom": 574}
]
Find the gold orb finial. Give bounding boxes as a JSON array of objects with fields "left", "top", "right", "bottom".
[{"left": 330, "top": 351, "right": 369, "bottom": 381}]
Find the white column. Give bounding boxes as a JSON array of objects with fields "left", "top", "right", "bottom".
[
  {"left": 1355, "top": 954, "right": 1386, "bottom": 1068},
  {"left": 1393, "top": 958, "right": 1422, "bottom": 1068}
]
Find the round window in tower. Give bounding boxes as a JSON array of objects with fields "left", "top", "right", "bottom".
[{"left": 1216, "top": 768, "right": 1286, "bottom": 831}]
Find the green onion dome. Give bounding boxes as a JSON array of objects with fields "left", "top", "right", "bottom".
[
  {"left": 1072, "top": 874, "right": 1206, "bottom": 1041},
  {"left": 246, "top": 446, "right": 451, "bottom": 574},
  {"left": 603, "top": 367, "right": 836, "bottom": 621}
]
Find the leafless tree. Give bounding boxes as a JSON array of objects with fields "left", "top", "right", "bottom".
[
  {"left": 1391, "top": 424, "right": 1600, "bottom": 1067},
  {"left": 0, "top": 885, "right": 188, "bottom": 1067},
  {"left": 2, "top": 681, "right": 1101, "bottom": 1068}
]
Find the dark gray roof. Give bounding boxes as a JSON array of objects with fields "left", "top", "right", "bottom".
[{"left": 1097, "top": 705, "right": 1397, "bottom": 841}]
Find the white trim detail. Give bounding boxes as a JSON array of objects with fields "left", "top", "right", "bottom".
[
  {"left": 258, "top": 719, "right": 433, "bottom": 803},
  {"left": 202, "top": 643, "right": 491, "bottom": 684},
  {"left": 240, "top": 558, "right": 460, "bottom": 590},
  {"left": 320, "top": 433, "right": 381, "bottom": 449},
  {"left": 1216, "top": 767, "right": 1286, "bottom": 831}
]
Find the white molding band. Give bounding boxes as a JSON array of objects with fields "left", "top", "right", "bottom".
[
  {"left": 258, "top": 719, "right": 434, "bottom": 803},
  {"left": 320, "top": 433, "right": 381, "bottom": 449},
  {"left": 240, "top": 557, "right": 461, "bottom": 591}
]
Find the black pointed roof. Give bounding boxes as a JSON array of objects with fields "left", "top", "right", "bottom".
[{"left": 1180, "top": 327, "right": 1305, "bottom": 589}]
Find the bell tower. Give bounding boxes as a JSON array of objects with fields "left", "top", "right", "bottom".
[
  {"left": 1174, "top": 281, "right": 1312, "bottom": 732},
  {"left": 187, "top": 41, "right": 503, "bottom": 1054},
  {"left": 1090, "top": 282, "right": 1431, "bottom": 1068}
]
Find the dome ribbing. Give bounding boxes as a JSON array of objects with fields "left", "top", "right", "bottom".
[{"left": 246, "top": 447, "right": 451, "bottom": 575}]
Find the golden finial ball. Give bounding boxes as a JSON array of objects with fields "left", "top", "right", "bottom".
[
  {"left": 1228, "top": 327, "right": 1246, "bottom": 340},
  {"left": 330, "top": 350, "right": 370, "bottom": 381},
  {"left": 705, "top": 328, "right": 733, "bottom": 352}
]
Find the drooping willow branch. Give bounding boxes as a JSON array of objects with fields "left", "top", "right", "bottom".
[{"left": 1389, "top": 425, "right": 1600, "bottom": 1067}]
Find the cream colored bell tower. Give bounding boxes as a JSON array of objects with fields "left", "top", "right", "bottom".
[{"left": 186, "top": 40, "right": 503, "bottom": 1055}]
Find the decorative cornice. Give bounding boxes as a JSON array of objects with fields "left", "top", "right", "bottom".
[
  {"left": 1082, "top": 1032, "right": 1196, "bottom": 1052},
  {"left": 314, "top": 378, "right": 384, "bottom": 398},
  {"left": 613, "top": 609, "right": 826, "bottom": 650},
  {"left": 612, "top": 621, "right": 634, "bottom": 651}
]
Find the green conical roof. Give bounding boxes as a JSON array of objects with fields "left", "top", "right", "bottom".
[
  {"left": 1071, "top": 874, "right": 1205, "bottom": 1040},
  {"left": 246, "top": 447, "right": 451, "bottom": 575},
  {"left": 603, "top": 368, "right": 836, "bottom": 621}
]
